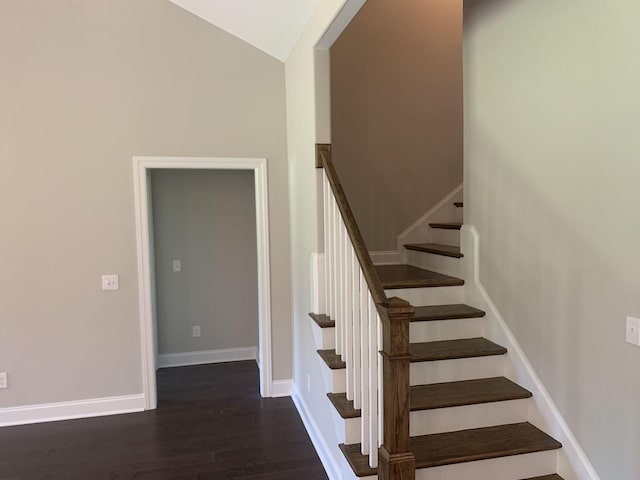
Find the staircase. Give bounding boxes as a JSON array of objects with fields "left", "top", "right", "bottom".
[{"left": 311, "top": 145, "right": 565, "bottom": 480}]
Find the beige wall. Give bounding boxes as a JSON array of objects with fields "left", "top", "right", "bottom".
[
  {"left": 464, "top": 0, "right": 640, "bottom": 478},
  {"left": 151, "top": 170, "right": 258, "bottom": 355},
  {"left": 0, "top": 0, "right": 291, "bottom": 409},
  {"left": 285, "top": 0, "right": 362, "bottom": 473},
  {"left": 331, "top": 0, "right": 463, "bottom": 251}
]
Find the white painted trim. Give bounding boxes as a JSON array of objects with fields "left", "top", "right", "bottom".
[
  {"left": 0, "top": 394, "right": 145, "bottom": 427},
  {"left": 157, "top": 347, "right": 257, "bottom": 369},
  {"left": 316, "top": 0, "right": 368, "bottom": 50},
  {"left": 292, "top": 384, "right": 342, "bottom": 480},
  {"left": 368, "top": 250, "right": 403, "bottom": 265},
  {"left": 397, "top": 183, "right": 463, "bottom": 250},
  {"left": 271, "top": 379, "right": 293, "bottom": 398},
  {"left": 462, "top": 225, "right": 600, "bottom": 480},
  {"left": 133, "top": 156, "right": 273, "bottom": 409}
]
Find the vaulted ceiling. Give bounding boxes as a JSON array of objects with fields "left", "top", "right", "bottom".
[{"left": 169, "top": 0, "right": 322, "bottom": 61}]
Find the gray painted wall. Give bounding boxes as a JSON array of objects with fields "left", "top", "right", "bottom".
[
  {"left": 151, "top": 170, "right": 258, "bottom": 356},
  {"left": 0, "top": 0, "right": 291, "bottom": 409},
  {"left": 464, "top": 0, "right": 640, "bottom": 478},
  {"left": 331, "top": 0, "right": 463, "bottom": 251}
]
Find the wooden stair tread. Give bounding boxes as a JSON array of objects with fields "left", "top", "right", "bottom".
[
  {"left": 411, "top": 304, "right": 485, "bottom": 322},
  {"left": 318, "top": 338, "right": 505, "bottom": 370},
  {"left": 454, "top": 201, "right": 463, "bottom": 207},
  {"left": 309, "top": 312, "right": 334, "bottom": 328},
  {"left": 410, "top": 377, "right": 531, "bottom": 410},
  {"left": 404, "top": 243, "right": 463, "bottom": 258},
  {"left": 376, "top": 264, "right": 464, "bottom": 289},
  {"left": 327, "top": 393, "right": 360, "bottom": 418},
  {"left": 429, "top": 222, "right": 462, "bottom": 230},
  {"left": 327, "top": 377, "right": 530, "bottom": 419},
  {"left": 410, "top": 337, "right": 507, "bottom": 362},
  {"left": 520, "top": 476, "right": 564, "bottom": 480},
  {"left": 317, "top": 349, "right": 345, "bottom": 369},
  {"left": 340, "top": 422, "right": 562, "bottom": 476}
]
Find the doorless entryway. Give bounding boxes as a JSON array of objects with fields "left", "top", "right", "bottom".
[{"left": 133, "top": 157, "right": 272, "bottom": 409}]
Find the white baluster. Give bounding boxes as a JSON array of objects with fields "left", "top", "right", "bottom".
[
  {"left": 377, "top": 311, "right": 384, "bottom": 448},
  {"left": 332, "top": 197, "right": 341, "bottom": 356},
  {"left": 352, "top": 255, "right": 361, "bottom": 410},
  {"left": 344, "top": 240, "right": 354, "bottom": 401},
  {"left": 323, "top": 174, "right": 331, "bottom": 317},
  {"left": 368, "top": 294, "right": 379, "bottom": 468},
  {"left": 360, "top": 270, "right": 370, "bottom": 456}
]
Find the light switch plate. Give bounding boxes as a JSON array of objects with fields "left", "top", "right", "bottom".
[
  {"left": 102, "top": 274, "right": 119, "bottom": 291},
  {"left": 0, "top": 372, "right": 7, "bottom": 389},
  {"left": 172, "top": 260, "right": 182, "bottom": 272},
  {"left": 626, "top": 316, "right": 640, "bottom": 346}
]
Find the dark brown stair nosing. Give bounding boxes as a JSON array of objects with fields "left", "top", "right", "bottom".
[
  {"left": 327, "top": 393, "right": 360, "bottom": 419},
  {"left": 404, "top": 243, "right": 463, "bottom": 258},
  {"left": 318, "top": 338, "right": 505, "bottom": 372},
  {"left": 327, "top": 377, "right": 531, "bottom": 419},
  {"left": 429, "top": 222, "right": 462, "bottom": 230},
  {"left": 454, "top": 201, "right": 464, "bottom": 207},
  {"left": 376, "top": 264, "right": 464, "bottom": 290},
  {"left": 520, "top": 476, "right": 565, "bottom": 480},
  {"left": 340, "top": 422, "right": 562, "bottom": 477},
  {"left": 410, "top": 337, "right": 507, "bottom": 362},
  {"left": 411, "top": 304, "right": 486, "bottom": 322},
  {"left": 317, "top": 349, "right": 345, "bottom": 369},
  {"left": 309, "top": 312, "right": 335, "bottom": 328}
]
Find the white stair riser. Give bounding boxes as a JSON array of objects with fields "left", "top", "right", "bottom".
[
  {"left": 329, "top": 408, "right": 362, "bottom": 445},
  {"left": 406, "top": 250, "right": 462, "bottom": 278},
  {"left": 415, "top": 450, "right": 558, "bottom": 480},
  {"left": 410, "top": 399, "right": 529, "bottom": 436},
  {"left": 311, "top": 322, "right": 335, "bottom": 350},
  {"left": 429, "top": 228, "right": 460, "bottom": 247},
  {"left": 335, "top": 398, "right": 529, "bottom": 445},
  {"left": 346, "top": 450, "right": 557, "bottom": 480},
  {"left": 410, "top": 355, "right": 505, "bottom": 385},
  {"left": 410, "top": 317, "right": 484, "bottom": 343},
  {"left": 387, "top": 286, "right": 465, "bottom": 306},
  {"left": 320, "top": 362, "right": 347, "bottom": 394}
]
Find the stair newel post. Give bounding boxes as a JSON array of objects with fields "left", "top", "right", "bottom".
[{"left": 377, "top": 297, "right": 416, "bottom": 480}]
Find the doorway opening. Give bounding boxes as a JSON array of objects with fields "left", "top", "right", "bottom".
[{"left": 133, "top": 157, "right": 272, "bottom": 409}]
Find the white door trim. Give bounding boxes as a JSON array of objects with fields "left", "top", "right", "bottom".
[{"left": 133, "top": 156, "right": 273, "bottom": 409}]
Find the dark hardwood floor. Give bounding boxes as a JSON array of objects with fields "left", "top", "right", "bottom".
[{"left": 0, "top": 361, "right": 327, "bottom": 480}]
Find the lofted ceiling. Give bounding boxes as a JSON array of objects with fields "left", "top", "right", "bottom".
[{"left": 169, "top": 0, "right": 322, "bottom": 61}]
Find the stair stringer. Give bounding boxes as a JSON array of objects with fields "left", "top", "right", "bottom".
[
  {"left": 460, "top": 225, "right": 601, "bottom": 480},
  {"left": 397, "top": 183, "right": 464, "bottom": 260}
]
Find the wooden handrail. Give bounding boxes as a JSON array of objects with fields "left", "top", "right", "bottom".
[
  {"left": 317, "top": 143, "right": 415, "bottom": 480},
  {"left": 316, "top": 143, "right": 387, "bottom": 304}
]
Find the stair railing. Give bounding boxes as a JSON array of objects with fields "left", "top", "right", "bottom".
[{"left": 316, "top": 144, "right": 416, "bottom": 479}]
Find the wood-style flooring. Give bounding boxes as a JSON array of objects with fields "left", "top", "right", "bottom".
[{"left": 0, "top": 361, "right": 327, "bottom": 480}]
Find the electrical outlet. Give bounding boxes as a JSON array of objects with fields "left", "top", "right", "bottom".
[
  {"left": 626, "top": 316, "right": 640, "bottom": 346},
  {"left": 193, "top": 325, "right": 201, "bottom": 338},
  {"left": 172, "top": 260, "right": 182, "bottom": 272},
  {"left": 0, "top": 372, "right": 7, "bottom": 389},
  {"left": 101, "top": 274, "right": 119, "bottom": 291}
]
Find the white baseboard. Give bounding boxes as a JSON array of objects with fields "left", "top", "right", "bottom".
[
  {"left": 0, "top": 394, "right": 145, "bottom": 427},
  {"left": 157, "top": 346, "right": 257, "bottom": 368},
  {"left": 369, "top": 250, "right": 403, "bottom": 265},
  {"left": 462, "top": 226, "right": 600, "bottom": 480},
  {"left": 292, "top": 384, "right": 342, "bottom": 480},
  {"left": 271, "top": 379, "right": 293, "bottom": 398}
]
